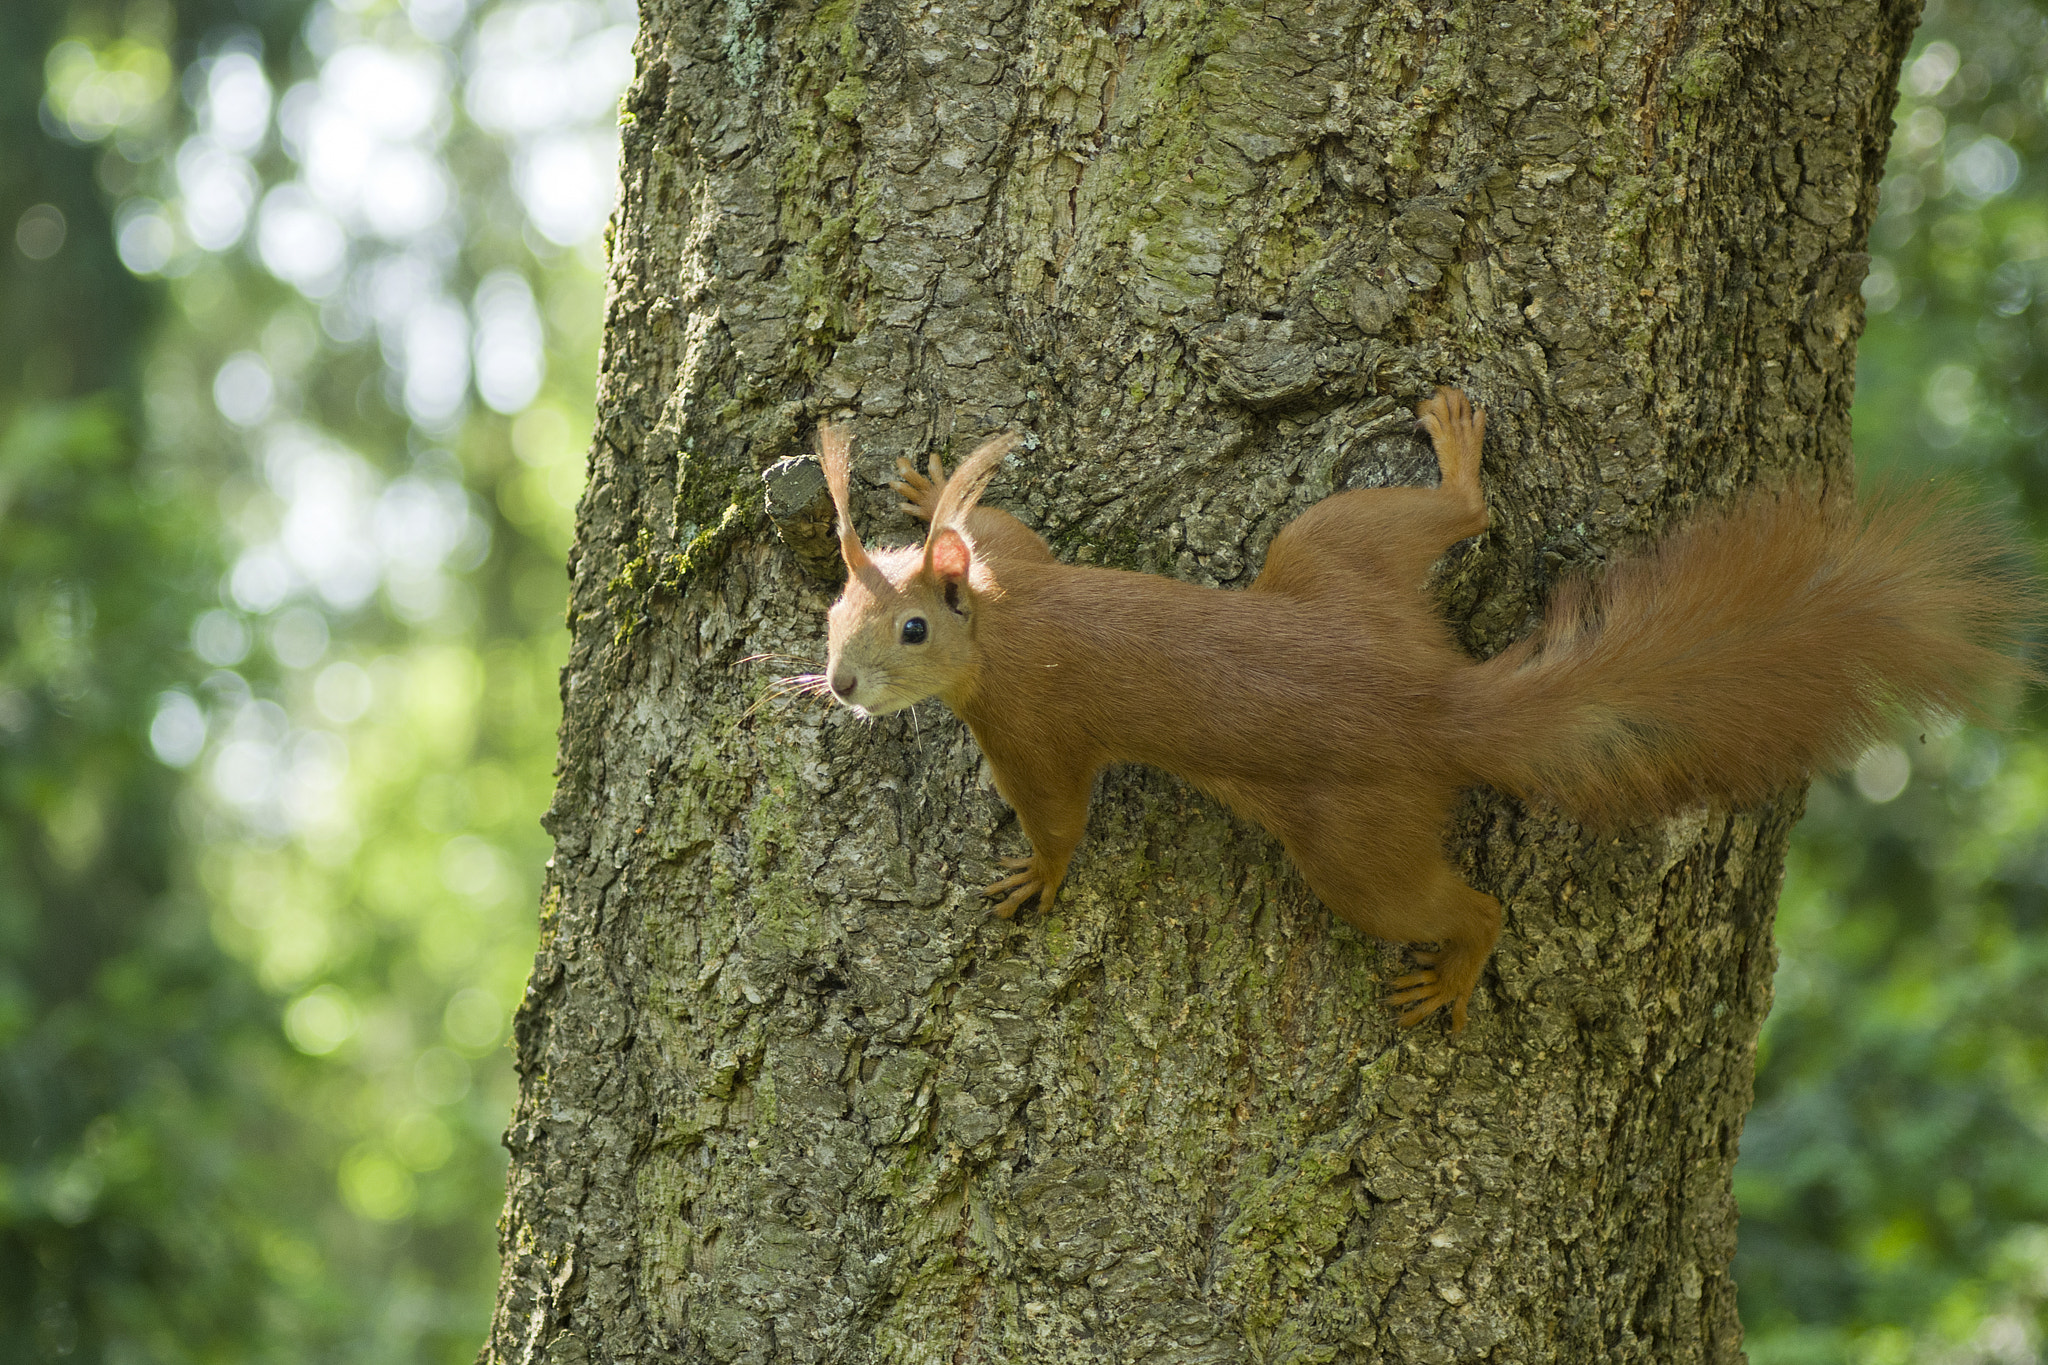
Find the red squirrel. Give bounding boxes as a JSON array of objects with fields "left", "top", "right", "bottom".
[{"left": 817, "top": 389, "right": 2033, "bottom": 1030}]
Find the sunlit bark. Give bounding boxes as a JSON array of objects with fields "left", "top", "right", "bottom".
[{"left": 484, "top": 1, "right": 1918, "bottom": 1359}]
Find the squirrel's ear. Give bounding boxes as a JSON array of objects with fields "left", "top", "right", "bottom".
[
  {"left": 929, "top": 432, "right": 1021, "bottom": 533},
  {"left": 817, "top": 423, "right": 877, "bottom": 580},
  {"left": 927, "top": 526, "right": 972, "bottom": 584}
]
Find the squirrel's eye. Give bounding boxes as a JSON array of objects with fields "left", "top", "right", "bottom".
[{"left": 901, "top": 617, "right": 928, "bottom": 645}]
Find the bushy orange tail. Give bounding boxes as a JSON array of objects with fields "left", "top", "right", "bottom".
[{"left": 1461, "top": 485, "right": 2039, "bottom": 825}]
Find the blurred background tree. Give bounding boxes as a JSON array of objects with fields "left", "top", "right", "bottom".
[
  {"left": 2, "top": 0, "right": 2046, "bottom": 1360},
  {"left": 1733, "top": 2, "right": 2048, "bottom": 1361},
  {"left": 1, "top": 0, "right": 626, "bottom": 1357}
]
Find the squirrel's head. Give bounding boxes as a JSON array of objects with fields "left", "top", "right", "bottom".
[{"left": 818, "top": 426, "right": 1015, "bottom": 717}]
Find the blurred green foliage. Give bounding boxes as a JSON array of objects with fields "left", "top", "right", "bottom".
[
  {"left": 1, "top": 0, "right": 611, "bottom": 1357},
  {"left": 1735, "top": 1, "right": 2048, "bottom": 1360},
  {"left": 6, "top": 0, "right": 2048, "bottom": 1360}
]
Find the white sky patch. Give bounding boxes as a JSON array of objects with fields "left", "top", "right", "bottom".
[
  {"left": 115, "top": 199, "right": 176, "bottom": 275},
  {"left": 327, "top": 43, "right": 450, "bottom": 143},
  {"left": 202, "top": 51, "right": 274, "bottom": 153},
  {"left": 1949, "top": 135, "right": 2020, "bottom": 201},
  {"left": 193, "top": 609, "right": 252, "bottom": 666},
  {"left": 210, "top": 698, "right": 291, "bottom": 815},
  {"left": 465, "top": 1, "right": 633, "bottom": 133},
  {"left": 230, "top": 546, "right": 294, "bottom": 614},
  {"left": 212, "top": 737, "right": 280, "bottom": 808},
  {"left": 401, "top": 295, "right": 472, "bottom": 426},
  {"left": 150, "top": 692, "right": 210, "bottom": 768},
  {"left": 512, "top": 130, "right": 619, "bottom": 245},
  {"left": 364, "top": 250, "right": 442, "bottom": 344},
  {"left": 361, "top": 143, "right": 452, "bottom": 239},
  {"left": 376, "top": 475, "right": 474, "bottom": 573},
  {"left": 181, "top": 1, "right": 631, "bottom": 416},
  {"left": 409, "top": 0, "right": 473, "bottom": 42},
  {"left": 257, "top": 184, "right": 348, "bottom": 295},
  {"left": 176, "top": 139, "right": 258, "bottom": 250},
  {"left": 153, "top": 0, "right": 631, "bottom": 825},
  {"left": 1904, "top": 41, "right": 1960, "bottom": 98},
  {"left": 473, "top": 269, "right": 544, "bottom": 413},
  {"left": 466, "top": 0, "right": 632, "bottom": 244},
  {"left": 273, "top": 44, "right": 454, "bottom": 270},
  {"left": 263, "top": 424, "right": 386, "bottom": 611},
  {"left": 214, "top": 352, "right": 276, "bottom": 426}
]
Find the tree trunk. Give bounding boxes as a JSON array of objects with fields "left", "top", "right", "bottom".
[{"left": 483, "top": 1, "right": 1916, "bottom": 1360}]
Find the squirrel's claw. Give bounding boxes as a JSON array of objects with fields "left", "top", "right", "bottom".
[{"left": 988, "top": 885, "right": 1038, "bottom": 918}]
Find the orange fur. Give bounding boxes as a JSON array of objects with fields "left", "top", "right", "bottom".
[{"left": 819, "top": 391, "right": 2036, "bottom": 1032}]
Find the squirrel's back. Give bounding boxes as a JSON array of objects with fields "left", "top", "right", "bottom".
[{"left": 961, "top": 556, "right": 1472, "bottom": 786}]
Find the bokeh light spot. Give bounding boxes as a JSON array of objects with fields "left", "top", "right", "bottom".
[
  {"left": 15, "top": 204, "right": 67, "bottom": 260},
  {"left": 284, "top": 984, "right": 359, "bottom": 1055}
]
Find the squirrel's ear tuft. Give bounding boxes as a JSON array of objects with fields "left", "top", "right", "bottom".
[
  {"left": 927, "top": 526, "right": 972, "bottom": 584},
  {"left": 818, "top": 423, "right": 876, "bottom": 578},
  {"left": 929, "top": 432, "right": 1021, "bottom": 535}
]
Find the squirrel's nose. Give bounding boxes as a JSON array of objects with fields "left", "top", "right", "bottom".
[{"left": 830, "top": 671, "right": 857, "bottom": 699}]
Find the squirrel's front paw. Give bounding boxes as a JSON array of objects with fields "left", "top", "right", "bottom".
[
  {"left": 1415, "top": 386, "right": 1484, "bottom": 454},
  {"left": 890, "top": 454, "right": 947, "bottom": 523},
  {"left": 984, "top": 855, "right": 1057, "bottom": 917}
]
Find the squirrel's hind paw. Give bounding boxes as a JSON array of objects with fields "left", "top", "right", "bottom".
[
  {"left": 984, "top": 855, "right": 1055, "bottom": 917},
  {"left": 1387, "top": 950, "right": 1473, "bottom": 1032}
]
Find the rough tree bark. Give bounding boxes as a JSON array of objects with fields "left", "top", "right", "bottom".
[{"left": 483, "top": 0, "right": 1918, "bottom": 1360}]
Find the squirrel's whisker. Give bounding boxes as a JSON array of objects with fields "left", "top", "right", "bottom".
[
  {"left": 736, "top": 652, "right": 822, "bottom": 670},
  {"left": 741, "top": 673, "right": 832, "bottom": 722}
]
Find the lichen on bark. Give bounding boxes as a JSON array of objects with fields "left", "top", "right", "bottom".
[{"left": 483, "top": 1, "right": 1922, "bottom": 1361}]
